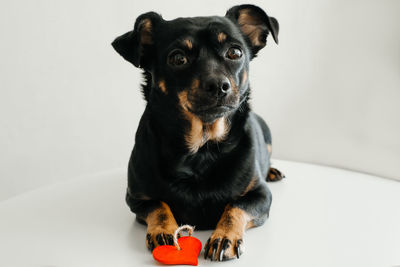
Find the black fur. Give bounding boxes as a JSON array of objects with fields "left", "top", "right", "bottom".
[{"left": 112, "top": 4, "right": 280, "bottom": 232}]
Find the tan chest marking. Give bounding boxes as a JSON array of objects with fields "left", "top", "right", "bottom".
[
  {"left": 184, "top": 116, "right": 229, "bottom": 154},
  {"left": 177, "top": 90, "right": 229, "bottom": 153}
]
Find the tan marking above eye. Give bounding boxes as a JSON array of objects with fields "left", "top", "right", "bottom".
[
  {"left": 218, "top": 32, "right": 227, "bottom": 43},
  {"left": 158, "top": 80, "right": 167, "bottom": 94},
  {"left": 183, "top": 39, "right": 193, "bottom": 50}
]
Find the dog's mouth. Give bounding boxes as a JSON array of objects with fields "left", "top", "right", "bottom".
[{"left": 188, "top": 105, "right": 235, "bottom": 123}]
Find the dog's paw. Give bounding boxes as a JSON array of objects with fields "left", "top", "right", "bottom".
[
  {"left": 266, "top": 167, "right": 285, "bottom": 182},
  {"left": 146, "top": 227, "right": 179, "bottom": 251},
  {"left": 204, "top": 230, "right": 244, "bottom": 261}
]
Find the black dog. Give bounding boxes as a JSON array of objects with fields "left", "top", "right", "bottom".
[{"left": 112, "top": 4, "right": 284, "bottom": 261}]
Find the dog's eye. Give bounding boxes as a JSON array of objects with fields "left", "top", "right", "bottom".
[
  {"left": 226, "top": 47, "right": 243, "bottom": 60},
  {"left": 168, "top": 50, "right": 188, "bottom": 66}
]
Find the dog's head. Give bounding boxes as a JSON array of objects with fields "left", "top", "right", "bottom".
[{"left": 112, "top": 4, "right": 278, "bottom": 124}]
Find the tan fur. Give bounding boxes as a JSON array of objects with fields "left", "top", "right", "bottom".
[
  {"left": 205, "top": 205, "right": 254, "bottom": 259},
  {"left": 184, "top": 111, "right": 205, "bottom": 154},
  {"left": 191, "top": 78, "right": 200, "bottom": 91},
  {"left": 267, "top": 143, "right": 272, "bottom": 154},
  {"left": 268, "top": 173, "right": 276, "bottom": 180},
  {"left": 207, "top": 118, "right": 228, "bottom": 142},
  {"left": 145, "top": 202, "right": 178, "bottom": 248},
  {"left": 178, "top": 80, "right": 229, "bottom": 153},
  {"left": 158, "top": 80, "right": 167, "bottom": 94},
  {"left": 178, "top": 90, "right": 192, "bottom": 110},
  {"left": 181, "top": 114, "right": 228, "bottom": 154},
  {"left": 184, "top": 39, "right": 193, "bottom": 50},
  {"left": 139, "top": 19, "right": 153, "bottom": 45},
  {"left": 241, "top": 70, "right": 248, "bottom": 86},
  {"left": 267, "top": 167, "right": 284, "bottom": 181},
  {"left": 217, "top": 32, "right": 227, "bottom": 43},
  {"left": 228, "top": 76, "right": 239, "bottom": 94},
  {"left": 240, "top": 177, "right": 257, "bottom": 197},
  {"left": 237, "top": 10, "right": 265, "bottom": 47},
  {"left": 178, "top": 90, "right": 204, "bottom": 153}
]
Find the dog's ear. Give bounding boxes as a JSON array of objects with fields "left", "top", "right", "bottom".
[
  {"left": 112, "top": 12, "right": 162, "bottom": 68},
  {"left": 226, "top": 5, "right": 279, "bottom": 56}
]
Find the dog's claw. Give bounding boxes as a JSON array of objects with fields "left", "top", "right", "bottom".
[
  {"left": 211, "top": 247, "right": 217, "bottom": 261},
  {"left": 211, "top": 238, "right": 220, "bottom": 261},
  {"left": 267, "top": 167, "right": 285, "bottom": 182},
  {"left": 204, "top": 238, "right": 210, "bottom": 259},
  {"left": 218, "top": 238, "right": 231, "bottom": 261},
  {"left": 219, "top": 249, "right": 225, "bottom": 261},
  {"left": 146, "top": 233, "right": 155, "bottom": 251},
  {"left": 156, "top": 234, "right": 165, "bottom": 245},
  {"left": 166, "top": 234, "right": 174, "bottom": 245},
  {"left": 235, "top": 239, "right": 243, "bottom": 258}
]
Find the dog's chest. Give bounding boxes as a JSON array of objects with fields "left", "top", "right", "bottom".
[
  {"left": 164, "top": 151, "right": 239, "bottom": 211},
  {"left": 173, "top": 151, "right": 218, "bottom": 181}
]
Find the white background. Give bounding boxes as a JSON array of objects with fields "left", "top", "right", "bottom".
[{"left": 1, "top": 0, "right": 399, "bottom": 200}]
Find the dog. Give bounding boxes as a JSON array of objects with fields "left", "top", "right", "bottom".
[{"left": 112, "top": 4, "right": 284, "bottom": 261}]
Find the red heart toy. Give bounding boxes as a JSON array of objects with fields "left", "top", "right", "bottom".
[{"left": 152, "top": 226, "right": 202, "bottom": 266}]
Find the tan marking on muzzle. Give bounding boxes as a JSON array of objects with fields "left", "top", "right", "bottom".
[
  {"left": 241, "top": 70, "right": 248, "bottom": 86},
  {"left": 228, "top": 76, "right": 239, "bottom": 93},
  {"left": 178, "top": 80, "right": 230, "bottom": 153},
  {"left": 178, "top": 90, "right": 204, "bottom": 153}
]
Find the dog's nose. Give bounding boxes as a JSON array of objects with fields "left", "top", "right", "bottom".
[{"left": 204, "top": 76, "right": 231, "bottom": 97}]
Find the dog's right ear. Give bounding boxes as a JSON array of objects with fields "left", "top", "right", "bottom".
[{"left": 112, "top": 12, "right": 162, "bottom": 68}]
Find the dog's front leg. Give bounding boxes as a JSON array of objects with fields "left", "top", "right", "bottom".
[
  {"left": 128, "top": 196, "right": 179, "bottom": 251},
  {"left": 144, "top": 201, "right": 179, "bottom": 251},
  {"left": 204, "top": 182, "right": 272, "bottom": 261}
]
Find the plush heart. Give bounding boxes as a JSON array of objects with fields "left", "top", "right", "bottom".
[{"left": 152, "top": 236, "right": 202, "bottom": 266}]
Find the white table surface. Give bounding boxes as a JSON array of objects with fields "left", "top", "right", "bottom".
[{"left": 1, "top": 160, "right": 399, "bottom": 267}]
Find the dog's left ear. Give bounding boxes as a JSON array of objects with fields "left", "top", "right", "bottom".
[
  {"left": 111, "top": 12, "right": 163, "bottom": 69},
  {"left": 226, "top": 5, "right": 279, "bottom": 56}
]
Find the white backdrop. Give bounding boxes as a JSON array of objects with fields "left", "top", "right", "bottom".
[{"left": 1, "top": 0, "right": 399, "bottom": 200}]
